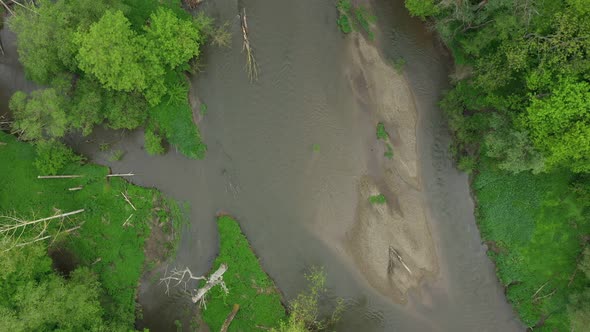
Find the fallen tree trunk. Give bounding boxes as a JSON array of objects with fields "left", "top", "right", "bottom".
[
  {"left": 220, "top": 304, "right": 240, "bottom": 332},
  {"left": 107, "top": 173, "right": 135, "bottom": 177},
  {"left": 192, "top": 263, "right": 228, "bottom": 304},
  {"left": 38, "top": 175, "right": 83, "bottom": 179}
]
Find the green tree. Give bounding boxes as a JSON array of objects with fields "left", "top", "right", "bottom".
[
  {"left": 69, "top": 78, "right": 105, "bottom": 136},
  {"left": 405, "top": 0, "right": 438, "bottom": 19},
  {"left": 103, "top": 91, "right": 148, "bottom": 130},
  {"left": 10, "top": 89, "right": 68, "bottom": 141},
  {"left": 75, "top": 10, "right": 147, "bottom": 92},
  {"left": 144, "top": 8, "right": 202, "bottom": 68},
  {"left": 484, "top": 114, "right": 545, "bottom": 174},
  {"left": 9, "top": 0, "right": 118, "bottom": 83},
  {"left": 0, "top": 243, "right": 106, "bottom": 331},
  {"left": 34, "top": 139, "right": 82, "bottom": 175},
  {"left": 525, "top": 79, "right": 590, "bottom": 173}
]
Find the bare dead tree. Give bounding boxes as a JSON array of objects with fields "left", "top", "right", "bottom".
[
  {"left": 0, "top": 0, "right": 38, "bottom": 16},
  {"left": 0, "top": 209, "right": 85, "bottom": 251},
  {"left": 160, "top": 264, "right": 228, "bottom": 309}
]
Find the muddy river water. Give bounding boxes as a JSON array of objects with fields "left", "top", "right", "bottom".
[{"left": 0, "top": 0, "right": 523, "bottom": 331}]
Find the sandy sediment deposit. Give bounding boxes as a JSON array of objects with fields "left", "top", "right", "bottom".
[{"left": 344, "top": 35, "right": 438, "bottom": 302}]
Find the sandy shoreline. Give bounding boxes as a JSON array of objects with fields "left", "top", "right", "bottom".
[{"left": 342, "top": 34, "right": 438, "bottom": 303}]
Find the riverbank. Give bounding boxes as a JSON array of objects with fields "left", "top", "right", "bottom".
[
  {"left": 0, "top": 131, "right": 182, "bottom": 329},
  {"left": 403, "top": 1, "right": 590, "bottom": 330}
]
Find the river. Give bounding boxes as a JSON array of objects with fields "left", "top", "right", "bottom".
[{"left": 0, "top": 0, "right": 523, "bottom": 331}]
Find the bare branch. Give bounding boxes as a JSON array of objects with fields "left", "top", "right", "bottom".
[{"left": 240, "top": 9, "right": 258, "bottom": 81}]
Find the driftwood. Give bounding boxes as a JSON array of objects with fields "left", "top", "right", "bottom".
[
  {"left": 107, "top": 173, "right": 135, "bottom": 178},
  {"left": 0, "top": 0, "right": 15, "bottom": 16},
  {"left": 220, "top": 304, "right": 240, "bottom": 332},
  {"left": 38, "top": 175, "right": 83, "bottom": 179},
  {"left": 68, "top": 186, "right": 83, "bottom": 191},
  {"left": 123, "top": 214, "right": 134, "bottom": 227},
  {"left": 38, "top": 173, "right": 134, "bottom": 179},
  {"left": 160, "top": 264, "right": 229, "bottom": 309},
  {"left": 531, "top": 281, "right": 549, "bottom": 299},
  {"left": 121, "top": 192, "right": 137, "bottom": 210},
  {"left": 240, "top": 8, "right": 258, "bottom": 81},
  {"left": 388, "top": 246, "right": 412, "bottom": 275}
]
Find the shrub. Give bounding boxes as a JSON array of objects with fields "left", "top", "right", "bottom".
[
  {"left": 337, "top": 14, "right": 352, "bottom": 34},
  {"left": 457, "top": 155, "right": 476, "bottom": 174},
  {"left": 144, "top": 129, "right": 165, "bottom": 155},
  {"left": 369, "top": 194, "right": 386, "bottom": 204},
  {"left": 384, "top": 144, "right": 394, "bottom": 159},
  {"left": 273, "top": 267, "right": 344, "bottom": 332},
  {"left": 108, "top": 149, "right": 125, "bottom": 162},
  {"left": 405, "top": 0, "right": 439, "bottom": 19},
  {"left": 34, "top": 139, "right": 81, "bottom": 175},
  {"left": 376, "top": 122, "right": 389, "bottom": 140}
]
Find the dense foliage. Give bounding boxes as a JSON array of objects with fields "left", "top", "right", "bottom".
[
  {"left": 405, "top": 0, "right": 590, "bottom": 329},
  {"left": 406, "top": 0, "right": 590, "bottom": 174},
  {"left": 8, "top": 0, "right": 209, "bottom": 159},
  {"left": 0, "top": 244, "right": 105, "bottom": 331},
  {"left": 0, "top": 131, "right": 180, "bottom": 329}
]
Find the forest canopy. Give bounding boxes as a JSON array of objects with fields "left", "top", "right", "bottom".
[
  {"left": 405, "top": 0, "right": 590, "bottom": 330},
  {"left": 406, "top": 0, "right": 590, "bottom": 175},
  {"left": 8, "top": 0, "right": 211, "bottom": 159}
]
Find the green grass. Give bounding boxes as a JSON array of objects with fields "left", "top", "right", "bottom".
[
  {"left": 384, "top": 144, "right": 394, "bottom": 159},
  {"left": 201, "top": 215, "right": 286, "bottom": 331},
  {"left": 369, "top": 194, "right": 386, "bottom": 204},
  {"left": 376, "top": 122, "right": 389, "bottom": 140},
  {"left": 474, "top": 158, "right": 589, "bottom": 330},
  {"left": 336, "top": 0, "right": 376, "bottom": 39},
  {"left": 149, "top": 72, "right": 206, "bottom": 159},
  {"left": 0, "top": 131, "right": 181, "bottom": 328},
  {"left": 312, "top": 143, "right": 321, "bottom": 152}
]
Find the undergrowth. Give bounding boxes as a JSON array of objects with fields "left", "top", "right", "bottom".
[{"left": 474, "top": 158, "right": 589, "bottom": 330}]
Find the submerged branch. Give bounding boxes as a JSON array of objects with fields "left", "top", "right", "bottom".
[{"left": 240, "top": 8, "right": 258, "bottom": 81}]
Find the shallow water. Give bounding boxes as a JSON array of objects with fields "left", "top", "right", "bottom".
[{"left": 0, "top": 0, "right": 523, "bottom": 330}]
